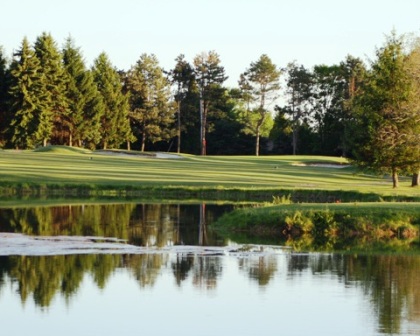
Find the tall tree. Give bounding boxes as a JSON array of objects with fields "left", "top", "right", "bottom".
[
  {"left": 62, "top": 37, "right": 104, "bottom": 148},
  {"left": 339, "top": 55, "right": 367, "bottom": 157},
  {"left": 34, "top": 32, "right": 69, "bottom": 146},
  {"left": 7, "top": 38, "right": 46, "bottom": 149},
  {"left": 92, "top": 52, "right": 133, "bottom": 149},
  {"left": 170, "top": 54, "right": 195, "bottom": 153},
  {"left": 193, "top": 51, "right": 227, "bottom": 155},
  {"left": 352, "top": 32, "right": 420, "bottom": 188},
  {"left": 404, "top": 41, "right": 420, "bottom": 186},
  {"left": 125, "top": 54, "right": 175, "bottom": 152},
  {"left": 239, "top": 54, "right": 280, "bottom": 156},
  {"left": 281, "top": 62, "right": 312, "bottom": 154},
  {"left": 0, "top": 46, "right": 9, "bottom": 146},
  {"left": 311, "top": 64, "right": 347, "bottom": 155}
]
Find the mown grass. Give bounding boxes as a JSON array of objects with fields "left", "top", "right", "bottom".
[{"left": 0, "top": 146, "right": 418, "bottom": 201}]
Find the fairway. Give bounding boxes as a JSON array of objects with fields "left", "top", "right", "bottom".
[{"left": 0, "top": 146, "right": 418, "bottom": 197}]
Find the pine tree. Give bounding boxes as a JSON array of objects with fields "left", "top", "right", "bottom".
[
  {"left": 8, "top": 38, "right": 46, "bottom": 149},
  {"left": 0, "top": 46, "right": 9, "bottom": 146},
  {"left": 193, "top": 51, "right": 227, "bottom": 155},
  {"left": 125, "top": 54, "right": 175, "bottom": 152},
  {"left": 92, "top": 52, "right": 133, "bottom": 149},
  {"left": 169, "top": 54, "right": 194, "bottom": 153},
  {"left": 62, "top": 37, "right": 104, "bottom": 148},
  {"left": 34, "top": 32, "right": 69, "bottom": 146},
  {"left": 352, "top": 32, "right": 420, "bottom": 188},
  {"left": 239, "top": 54, "right": 280, "bottom": 156}
]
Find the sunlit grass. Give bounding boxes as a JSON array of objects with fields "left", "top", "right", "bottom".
[{"left": 0, "top": 146, "right": 418, "bottom": 197}]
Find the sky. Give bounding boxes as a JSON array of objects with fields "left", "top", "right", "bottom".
[{"left": 1, "top": 0, "right": 420, "bottom": 87}]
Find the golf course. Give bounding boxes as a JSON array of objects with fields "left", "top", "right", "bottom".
[
  {"left": 0, "top": 145, "right": 419, "bottom": 249},
  {"left": 0, "top": 145, "right": 418, "bottom": 200}
]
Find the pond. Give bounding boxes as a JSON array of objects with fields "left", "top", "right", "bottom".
[{"left": 0, "top": 203, "right": 420, "bottom": 336}]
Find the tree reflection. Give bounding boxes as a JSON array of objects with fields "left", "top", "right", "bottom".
[
  {"left": 171, "top": 254, "right": 194, "bottom": 286},
  {"left": 286, "top": 253, "right": 420, "bottom": 335},
  {"left": 239, "top": 256, "right": 278, "bottom": 286},
  {"left": 0, "top": 254, "right": 120, "bottom": 307},
  {"left": 192, "top": 256, "right": 222, "bottom": 290},
  {"left": 123, "top": 254, "right": 167, "bottom": 288},
  {"left": 0, "top": 203, "right": 231, "bottom": 248}
]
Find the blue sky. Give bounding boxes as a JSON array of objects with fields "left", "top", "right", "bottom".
[{"left": 1, "top": 0, "right": 419, "bottom": 86}]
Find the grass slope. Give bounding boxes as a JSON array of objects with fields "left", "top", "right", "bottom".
[{"left": 0, "top": 146, "right": 418, "bottom": 199}]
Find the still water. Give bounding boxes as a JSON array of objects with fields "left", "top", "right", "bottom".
[{"left": 0, "top": 203, "right": 420, "bottom": 336}]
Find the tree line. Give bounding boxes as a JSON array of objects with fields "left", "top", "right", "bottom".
[{"left": 0, "top": 31, "right": 418, "bottom": 186}]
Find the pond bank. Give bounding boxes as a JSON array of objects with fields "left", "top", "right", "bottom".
[
  {"left": 1, "top": 184, "right": 419, "bottom": 203},
  {"left": 213, "top": 203, "right": 420, "bottom": 252}
]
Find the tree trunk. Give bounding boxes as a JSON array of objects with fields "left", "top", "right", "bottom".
[
  {"left": 141, "top": 133, "right": 146, "bottom": 152},
  {"left": 412, "top": 171, "right": 419, "bottom": 187},
  {"left": 200, "top": 101, "right": 206, "bottom": 156},
  {"left": 255, "top": 129, "right": 260, "bottom": 156},
  {"left": 69, "top": 133, "right": 73, "bottom": 147},
  {"left": 43, "top": 138, "right": 47, "bottom": 147},
  {"left": 292, "top": 127, "right": 297, "bottom": 155},
  {"left": 177, "top": 101, "right": 181, "bottom": 154},
  {"left": 127, "top": 141, "right": 131, "bottom": 151},
  {"left": 392, "top": 168, "right": 399, "bottom": 188}
]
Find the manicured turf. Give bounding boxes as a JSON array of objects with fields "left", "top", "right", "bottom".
[{"left": 0, "top": 146, "right": 418, "bottom": 198}]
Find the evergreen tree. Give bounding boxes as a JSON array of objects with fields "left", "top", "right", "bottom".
[
  {"left": 277, "top": 62, "right": 312, "bottom": 154},
  {"left": 169, "top": 54, "right": 195, "bottom": 153},
  {"left": 352, "top": 32, "right": 420, "bottom": 188},
  {"left": 125, "top": 54, "right": 175, "bottom": 152},
  {"left": 8, "top": 38, "right": 46, "bottom": 149},
  {"left": 404, "top": 41, "right": 420, "bottom": 186},
  {"left": 311, "top": 64, "right": 347, "bottom": 155},
  {"left": 239, "top": 54, "right": 280, "bottom": 156},
  {"left": 193, "top": 51, "right": 227, "bottom": 155},
  {"left": 34, "top": 32, "right": 69, "bottom": 146},
  {"left": 339, "top": 55, "right": 367, "bottom": 157},
  {"left": 270, "top": 106, "right": 293, "bottom": 154},
  {"left": 0, "top": 46, "right": 9, "bottom": 146},
  {"left": 92, "top": 52, "right": 133, "bottom": 149},
  {"left": 62, "top": 37, "right": 104, "bottom": 148}
]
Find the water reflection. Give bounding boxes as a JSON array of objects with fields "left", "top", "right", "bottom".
[
  {"left": 0, "top": 203, "right": 231, "bottom": 247},
  {"left": 1, "top": 253, "right": 420, "bottom": 335},
  {"left": 1, "top": 203, "right": 420, "bottom": 335}
]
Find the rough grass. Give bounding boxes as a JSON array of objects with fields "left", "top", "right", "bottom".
[
  {"left": 212, "top": 202, "right": 420, "bottom": 252},
  {"left": 0, "top": 146, "right": 418, "bottom": 200}
]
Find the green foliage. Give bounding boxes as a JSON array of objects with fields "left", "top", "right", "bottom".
[
  {"left": 125, "top": 54, "right": 175, "bottom": 151},
  {"left": 34, "top": 32, "right": 69, "bottom": 146},
  {"left": 351, "top": 32, "right": 420, "bottom": 187},
  {"left": 214, "top": 203, "right": 420, "bottom": 252},
  {"left": 272, "top": 194, "right": 293, "bottom": 204},
  {"left": 239, "top": 54, "right": 280, "bottom": 155},
  {"left": 92, "top": 52, "right": 133, "bottom": 149},
  {"left": 62, "top": 37, "right": 104, "bottom": 148},
  {"left": 8, "top": 38, "right": 46, "bottom": 149},
  {"left": 193, "top": 51, "right": 228, "bottom": 155}
]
